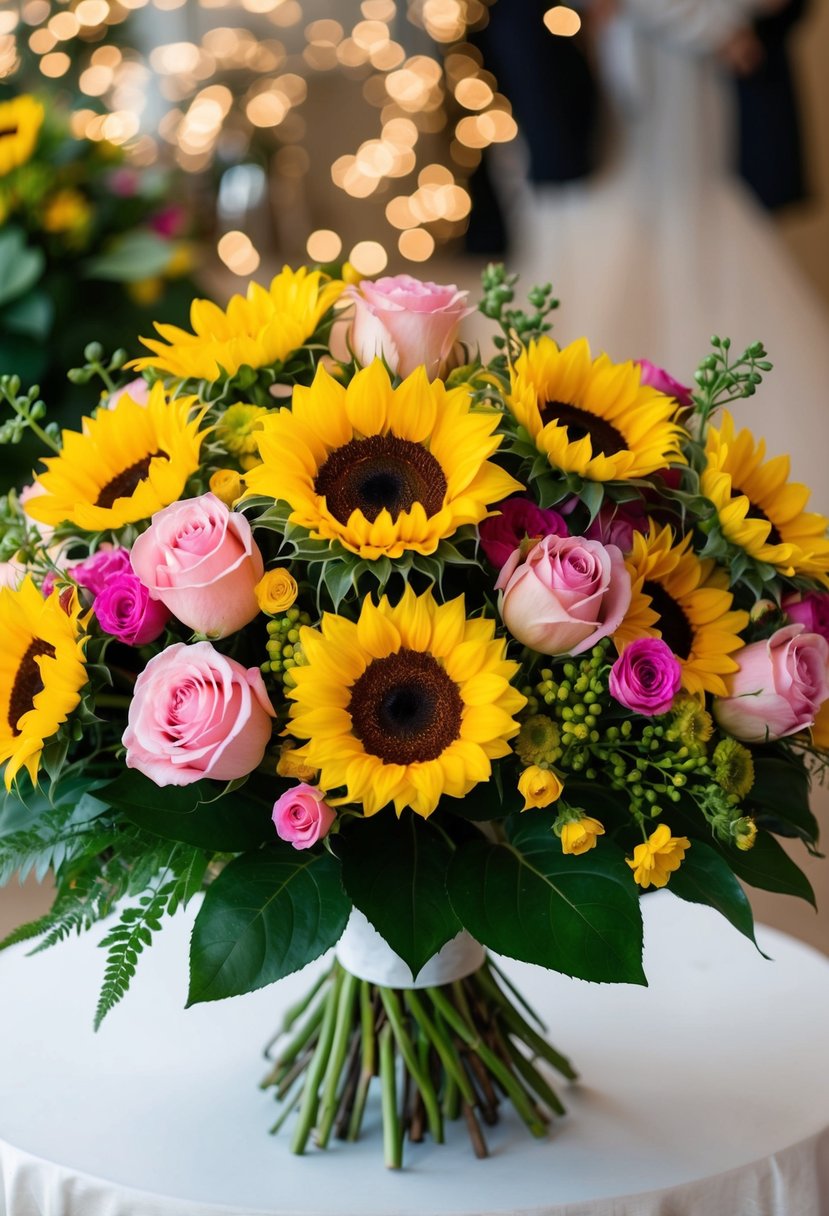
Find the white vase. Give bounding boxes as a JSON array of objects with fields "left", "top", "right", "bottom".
[{"left": 335, "top": 909, "right": 485, "bottom": 989}]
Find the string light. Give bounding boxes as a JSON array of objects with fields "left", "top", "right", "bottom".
[{"left": 543, "top": 6, "right": 582, "bottom": 36}]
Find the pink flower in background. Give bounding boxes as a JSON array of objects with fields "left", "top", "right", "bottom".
[
  {"left": 105, "top": 378, "right": 150, "bottom": 411},
  {"left": 585, "top": 500, "right": 649, "bottom": 554},
  {"left": 272, "top": 784, "right": 336, "bottom": 850},
  {"left": 496, "top": 534, "right": 631, "bottom": 656},
  {"left": 0, "top": 558, "right": 24, "bottom": 590},
  {"left": 94, "top": 572, "right": 170, "bottom": 646},
  {"left": 345, "top": 274, "right": 472, "bottom": 378},
  {"left": 123, "top": 641, "right": 275, "bottom": 786},
  {"left": 19, "top": 482, "right": 54, "bottom": 545},
  {"left": 713, "top": 624, "right": 829, "bottom": 742},
  {"left": 131, "top": 493, "right": 264, "bottom": 638},
  {"left": 784, "top": 592, "right": 829, "bottom": 646},
  {"left": 610, "top": 638, "right": 682, "bottom": 716},
  {"left": 479, "top": 497, "right": 569, "bottom": 568},
  {"left": 149, "top": 205, "right": 187, "bottom": 239},
  {"left": 637, "top": 359, "right": 693, "bottom": 407},
  {"left": 108, "top": 168, "right": 140, "bottom": 198}
]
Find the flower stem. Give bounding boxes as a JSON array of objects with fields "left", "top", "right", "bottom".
[
  {"left": 379, "top": 1023, "right": 401, "bottom": 1169},
  {"left": 315, "top": 970, "right": 359, "bottom": 1148},
  {"left": 379, "top": 988, "right": 443, "bottom": 1144},
  {"left": 290, "top": 967, "right": 342, "bottom": 1155}
]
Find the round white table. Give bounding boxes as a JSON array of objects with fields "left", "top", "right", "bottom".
[{"left": 1, "top": 892, "right": 828, "bottom": 1216}]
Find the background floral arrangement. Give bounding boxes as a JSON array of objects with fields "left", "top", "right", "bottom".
[{"left": 1, "top": 262, "right": 828, "bottom": 1164}]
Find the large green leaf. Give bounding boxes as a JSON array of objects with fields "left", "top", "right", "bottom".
[
  {"left": 188, "top": 845, "right": 350, "bottom": 1004},
  {"left": 83, "top": 230, "right": 173, "bottom": 282},
  {"left": 724, "top": 829, "right": 816, "bottom": 907},
  {"left": 447, "top": 816, "right": 645, "bottom": 984},
  {"left": 1, "top": 289, "right": 53, "bottom": 339},
  {"left": 668, "top": 838, "right": 766, "bottom": 954},
  {"left": 440, "top": 771, "right": 524, "bottom": 821},
  {"left": 746, "top": 754, "right": 818, "bottom": 848},
  {"left": 338, "top": 812, "right": 461, "bottom": 977},
  {"left": 0, "top": 228, "right": 44, "bottom": 306}
]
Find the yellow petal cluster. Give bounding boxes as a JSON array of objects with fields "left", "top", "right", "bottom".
[
  {"left": 255, "top": 568, "right": 298, "bottom": 615},
  {"left": 627, "top": 824, "right": 690, "bottom": 889},
  {"left": 518, "top": 765, "right": 563, "bottom": 810},
  {"left": 0, "top": 96, "right": 44, "bottom": 178},
  {"left": 560, "top": 816, "right": 605, "bottom": 855}
]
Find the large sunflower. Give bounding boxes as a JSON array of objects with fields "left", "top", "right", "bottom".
[
  {"left": 702, "top": 411, "right": 829, "bottom": 584},
  {"left": 508, "top": 337, "right": 686, "bottom": 482},
  {"left": 0, "top": 96, "right": 44, "bottom": 178},
  {"left": 0, "top": 578, "right": 87, "bottom": 789},
  {"left": 132, "top": 266, "right": 344, "bottom": 382},
  {"left": 244, "top": 360, "right": 522, "bottom": 560},
  {"left": 25, "top": 381, "right": 206, "bottom": 532},
  {"left": 287, "top": 587, "right": 526, "bottom": 818},
  {"left": 614, "top": 523, "right": 748, "bottom": 698}
]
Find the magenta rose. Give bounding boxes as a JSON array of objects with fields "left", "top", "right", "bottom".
[
  {"left": 496, "top": 534, "right": 631, "bottom": 656},
  {"left": 479, "top": 497, "right": 569, "bottom": 568},
  {"left": 73, "top": 546, "right": 132, "bottom": 598},
  {"left": 637, "top": 359, "right": 693, "bottom": 407},
  {"left": 713, "top": 624, "right": 829, "bottom": 742},
  {"left": 784, "top": 592, "right": 829, "bottom": 646},
  {"left": 345, "top": 274, "right": 472, "bottom": 379},
  {"left": 272, "top": 784, "right": 336, "bottom": 850},
  {"left": 94, "top": 572, "right": 170, "bottom": 646},
  {"left": 131, "top": 493, "right": 264, "bottom": 638},
  {"left": 123, "top": 641, "right": 275, "bottom": 786},
  {"left": 610, "top": 638, "right": 682, "bottom": 715}
]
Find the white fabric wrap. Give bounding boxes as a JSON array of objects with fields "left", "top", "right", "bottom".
[{"left": 335, "top": 908, "right": 485, "bottom": 988}]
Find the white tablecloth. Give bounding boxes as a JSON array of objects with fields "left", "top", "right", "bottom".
[{"left": 1, "top": 892, "right": 828, "bottom": 1216}]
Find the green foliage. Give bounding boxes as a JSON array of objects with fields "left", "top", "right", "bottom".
[
  {"left": 0, "top": 227, "right": 45, "bottom": 307},
  {"left": 478, "top": 263, "right": 559, "bottom": 364},
  {"left": 83, "top": 231, "right": 176, "bottom": 283},
  {"left": 668, "top": 838, "right": 764, "bottom": 952},
  {"left": 745, "top": 754, "right": 819, "bottom": 850},
  {"left": 692, "top": 336, "right": 772, "bottom": 431},
  {"left": 723, "top": 829, "right": 816, "bottom": 907}
]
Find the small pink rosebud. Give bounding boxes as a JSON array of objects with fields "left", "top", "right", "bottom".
[{"left": 272, "top": 784, "right": 336, "bottom": 851}]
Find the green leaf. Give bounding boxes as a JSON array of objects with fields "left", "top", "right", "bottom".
[
  {"left": 188, "top": 844, "right": 350, "bottom": 1004},
  {"left": 1, "top": 290, "right": 53, "bottom": 339},
  {"left": 668, "top": 838, "right": 766, "bottom": 954},
  {"left": 724, "top": 829, "right": 816, "bottom": 907},
  {"left": 83, "top": 231, "right": 173, "bottom": 282},
  {"left": 746, "top": 754, "right": 818, "bottom": 847},
  {"left": 448, "top": 817, "right": 645, "bottom": 984},
  {"left": 0, "top": 228, "right": 45, "bottom": 306},
  {"left": 338, "top": 813, "right": 461, "bottom": 977}
]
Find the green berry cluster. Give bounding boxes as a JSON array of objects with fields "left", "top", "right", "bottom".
[
  {"left": 521, "top": 643, "right": 611, "bottom": 780},
  {"left": 263, "top": 607, "right": 312, "bottom": 687}
]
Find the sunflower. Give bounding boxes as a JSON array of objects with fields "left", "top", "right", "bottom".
[
  {"left": 702, "top": 411, "right": 829, "bottom": 583},
  {"left": 614, "top": 523, "right": 748, "bottom": 697},
  {"left": 25, "top": 381, "right": 206, "bottom": 533},
  {"left": 244, "top": 360, "right": 522, "bottom": 560},
  {"left": 132, "top": 266, "right": 345, "bottom": 382},
  {"left": 287, "top": 587, "right": 526, "bottom": 818},
  {"left": 0, "top": 578, "right": 87, "bottom": 789},
  {"left": 508, "top": 337, "right": 686, "bottom": 482},
  {"left": 0, "top": 96, "right": 44, "bottom": 178}
]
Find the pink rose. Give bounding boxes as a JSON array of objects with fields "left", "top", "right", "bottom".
[
  {"left": 345, "top": 274, "right": 472, "bottom": 378},
  {"left": 0, "top": 558, "right": 24, "bottom": 589},
  {"left": 713, "top": 624, "right": 829, "bottom": 742},
  {"left": 784, "top": 592, "right": 829, "bottom": 646},
  {"left": 272, "top": 784, "right": 336, "bottom": 850},
  {"left": 94, "top": 571, "right": 170, "bottom": 646},
  {"left": 585, "top": 500, "right": 648, "bottom": 554},
  {"left": 123, "top": 641, "right": 275, "bottom": 786},
  {"left": 610, "top": 638, "right": 682, "bottom": 716},
  {"left": 131, "top": 493, "right": 264, "bottom": 638},
  {"left": 73, "top": 546, "right": 132, "bottom": 597},
  {"left": 496, "top": 534, "right": 631, "bottom": 656},
  {"left": 636, "top": 359, "right": 693, "bottom": 407},
  {"left": 106, "top": 378, "right": 150, "bottom": 411},
  {"left": 479, "top": 497, "right": 569, "bottom": 569}
]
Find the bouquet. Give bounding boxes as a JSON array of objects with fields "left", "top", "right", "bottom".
[{"left": 1, "top": 262, "right": 828, "bottom": 1167}]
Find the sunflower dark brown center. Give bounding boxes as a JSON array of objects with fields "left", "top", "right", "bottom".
[
  {"left": 314, "top": 435, "right": 447, "bottom": 524},
  {"left": 96, "top": 450, "right": 167, "bottom": 509},
  {"left": 8, "top": 640, "right": 55, "bottom": 735},
  {"left": 642, "top": 581, "right": 692, "bottom": 660},
  {"left": 540, "top": 399, "right": 627, "bottom": 457},
  {"left": 349, "top": 648, "right": 462, "bottom": 763},
  {"left": 732, "top": 487, "right": 782, "bottom": 546}
]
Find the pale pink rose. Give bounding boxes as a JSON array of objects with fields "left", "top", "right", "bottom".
[
  {"left": 130, "top": 493, "right": 264, "bottom": 638},
  {"left": 19, "top": 482, "right": 54, "bottom": 544},
  {"left": 0, "top": 558, "right": 25, "bottom": 589},
  {"left": 713, "top": 624, "right": 829, "bottom": 742},
  {"left": 106, "top": 378, "right": 150, "bottom": 411},
  {"left": 123, "top": 641, "right": 275, "bottom": 786},
  {"left": 345, "top": 274, "right": 473, "bottom": 378},
  {"left": 496, "top": 534, "right": 631, "bottom": 656},
  {"left": 272, "top": 784, "right": 336, "bottom": 850}
]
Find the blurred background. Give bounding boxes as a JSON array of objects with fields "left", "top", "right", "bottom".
[{"left": 1, "top": 0, "right": 828, "bottom": 955}]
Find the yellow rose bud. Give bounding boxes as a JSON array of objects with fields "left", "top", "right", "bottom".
[
  {"left": 735, "top": 817, "right": 757, "bottom": 851},
  {"left": 518, "top": 765, "right": 563, "bottom": 810},
  {"left": 209, "top": 469, "right": 244, "bottom": 507},
  {"left": 277, "top": 746, "right": 317, "bottom": 783},
  {"left": 256, "top": 568, "right": 298, "bottom": 615},
  {"left": 560, "top": 816, "right": 605, "bottom": 856}
]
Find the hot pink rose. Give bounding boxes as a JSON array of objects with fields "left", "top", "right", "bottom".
[
  {"left": 123, "top": 641, "right": 275, "bottom": 786},
  {"left": 479, "top": 497, "right": 569, "bottom": 568},
  {"left": 73, "top": 546, "right": 132, "bottom": 597},
  {"left": 713, "top": 624, "right": 829, "bottom": 742},
  {"left": 272, "top": 784, "right": 336, "bottom": 850},
  {"left": 131, "top": 493, "right": 264, "bottom": 638},
  {"left": 94, "top": 571, "right": 170, "bottom": 646},
  {"left": 345, "top": 274, "right": 472, "bottom": 378},
  {"left": 610, "top": 638, "right": 682, "bottom": 716},
  {"left": 784, "top": 592, "right": 829, "bottom": 646},
  {"left": 636, "top": 359, "right": 693, "bottom": 407},
  {"left": 496, "top": 534, "right": 631, "bottom": 656}
]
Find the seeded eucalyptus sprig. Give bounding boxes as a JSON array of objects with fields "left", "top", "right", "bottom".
[
  {"left": 0, "top": 376, "right": 61, "bottom": 453},
  {"left": 67, "top": 342, "right": 129, "bottom": 394},
  {"left": 479, "top": 263, "right": 559, "bottom": 370},
  {"left": 691, "top": 336, "right": 773, "bottom": 434}
]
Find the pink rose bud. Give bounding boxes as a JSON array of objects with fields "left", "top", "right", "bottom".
[
  {"left": 272, "top": 783, "right": 336, "bottom": 850},
  {"left": 345, "top": 274, "right": 473, "bottom": 379},
  {"left": 131, "top": 493, "right": 264, "bottom": 638},
  {"left": 479, "top": 496, "right": 569, "bottom": 569},
  {"left": 636, "top": 359, "right": 693, "bottom": 407},
  {"left": 609, "top": 638, "right": 682, "bottom": 716},
  {"left": 783, "top": 592, "right": 829, "bottom": 646},
  {"left": 585, "top": 500, "right": 649, "bottom": 554},
  {"left": 713, "top": 624, "right": 829, "bottom": 742},
  {"left": 73, "top": 545, "right": 133, "bottom": 598},
  {"left": 93, "top": 571, "right": 170, "bottom": 646},
  {"left": 123, "top": 641, "right": 275, "bottom": 786},
  {"left": 496, "top": 534, "right": 631, "bottom": 657}
]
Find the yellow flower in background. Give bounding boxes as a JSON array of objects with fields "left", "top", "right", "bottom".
[
  {"left": 702, "top": 411, "right": 829, "bottom": 584},
  {"left": 287, "top": 586, "right": 526, "bottom": 818},
  {"left": 276, "top": 744, "right": 317, "bottom": 783},
  {"left": 133, "top": 266, "right": 345, "bottom": 381},
  {"left": 42, "top": 188, "right": 91, "bottom": 235},
  {"left": 255, "top": 568, "right": 298, "bottom": 615},
  {"left": 25, "top": 381, "right": 206, "bottom": 532},
  {"left": 560, "top": 816, "right": 605, "bottom": 855},
  {"left": 627, "top": 824, "right": 690, "bottom": 889},
  {"left": 508, "top": 337, "right": 686, "bottom": 483},
  {"left": 129, "top": 278, "right": 164, "bottom": 308},
  {"left": 0, "top": 578, "right": 87, "bottom": 789},
  {"left": 0, "top": 96, "right": 44, "bottom": 178},
  {"left": 518, "top": 765, "right": 563, "bottom": 810},
  {"left": 209, "top": 469, "right": 244, "bottom": 506},
  {"left": 813, "top": 701, "right": 829, "bottom": 750},
  {"left": 245, "top": 360, "right": 522, "bottom": 560},
  {"left": 217, "top": 403, "right": 270, "bottom": 469}
]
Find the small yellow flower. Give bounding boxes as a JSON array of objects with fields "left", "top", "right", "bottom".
[
  {"left": 560, "top": 816, "right": 605, "bottom": 856},
  {"left": 256, "top": 568, "right": 298, "bottom": 615},
  {"left": 734, "top": 817, "right": 757, "bottom": 851},
  {"left": 42, "top": 188, "right": 91, "bottom": 235},
  {"left": 129, "top": 277, "right": 164, "bottom": 307},
  {"left": 277, "top": 745, "right": 317, "bottom": 783},
  {"left": 0, "top": 96, "right": 44, "bottom": 178},
  {"left": 217, "top": 403, "right": 270, "bottom": 462},
  {"left": 209, "top": 469, "right": 244, "bottom": 507},
  {"left": 518, "top": 765, "right": 563, "bottom": 810},
  {"left": 627, "top": 824, "right": 690, "bottom": 889}
]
